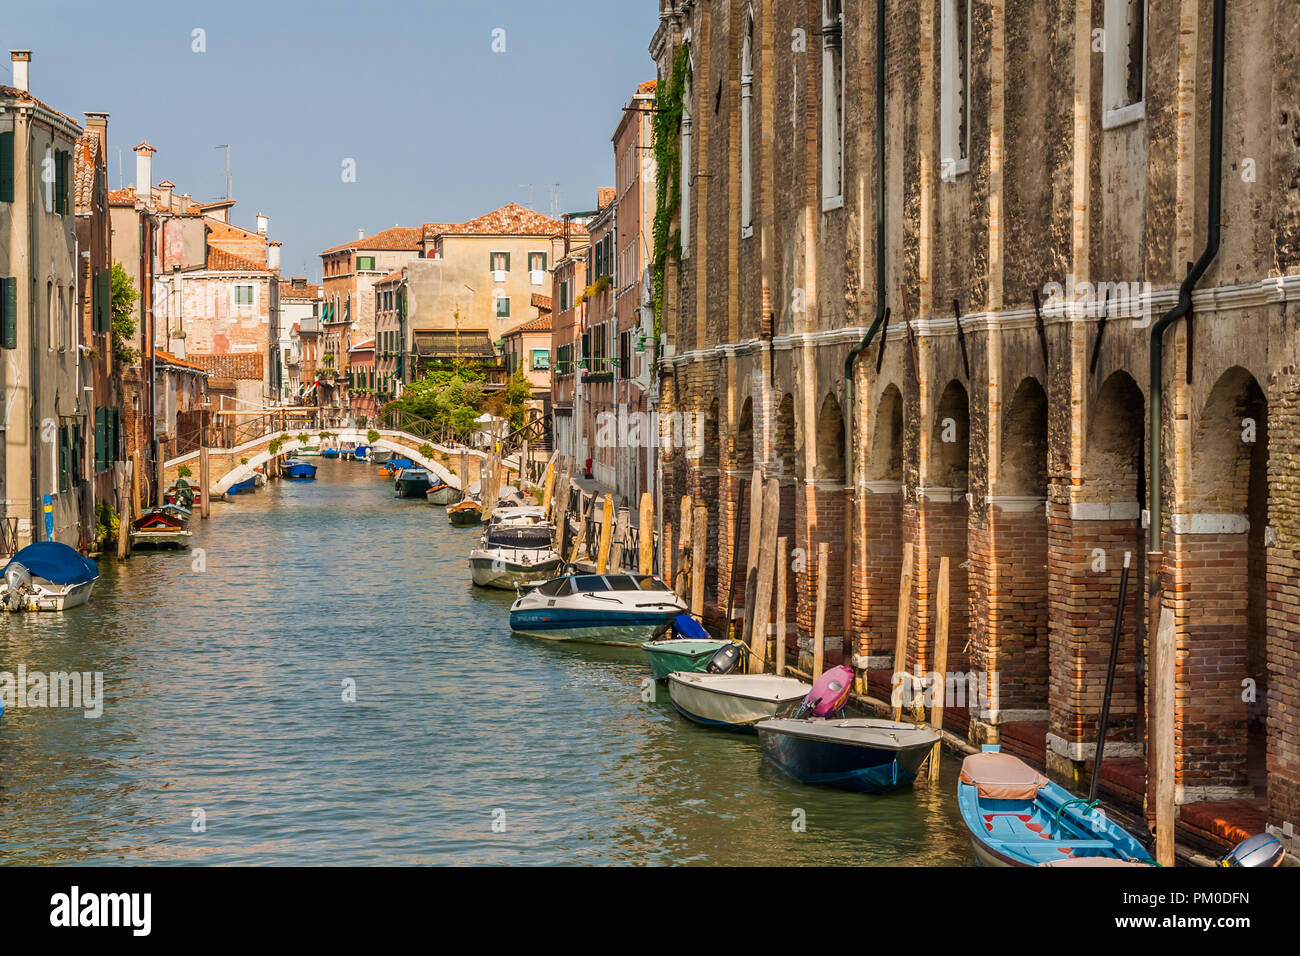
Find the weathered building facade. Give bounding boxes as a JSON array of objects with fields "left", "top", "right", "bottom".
[{"left": 649, "top": 0, "right": 1300, "bottom": 850}]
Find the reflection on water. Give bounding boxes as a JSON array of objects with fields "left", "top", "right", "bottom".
[{"left": 0, "top": 459, "right": 972, "bottom": 865}]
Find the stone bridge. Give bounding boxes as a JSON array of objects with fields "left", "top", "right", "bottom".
[{"left": 163, "top": 428, "right": 490, "bottom": 497}]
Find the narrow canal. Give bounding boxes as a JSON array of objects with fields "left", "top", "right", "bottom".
[{"left": 0, "top": 459, "right": 972, "bottom": 865}]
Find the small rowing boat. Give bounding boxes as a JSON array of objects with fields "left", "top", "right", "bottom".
[
  {"left": 282, "top": 458, "right": 317, "bottom": 480},
  {"left": 957, "top": 746, "right": 1155, "bottom": 867},
  {"left": 641, "top": 614, "right": 728, "bottom": 679}
]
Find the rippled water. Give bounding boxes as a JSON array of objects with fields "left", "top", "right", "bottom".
[{"left": 0, "top": 460, "right": 972, "bottom": 865}]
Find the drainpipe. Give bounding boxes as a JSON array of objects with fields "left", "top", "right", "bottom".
[
  {"left": 1148, "top": 0, "right": 1226, "bottom": 563},
  {"left": 842, "top": 0, "right": 886, "bottom": 484}
]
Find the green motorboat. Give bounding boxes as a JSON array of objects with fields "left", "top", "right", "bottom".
[{"left": 641, "top": 638, "right": 730, "bottom": 680}]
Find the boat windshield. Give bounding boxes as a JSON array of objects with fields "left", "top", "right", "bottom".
[
  {"left": 486, "top": 528, "right": 553, "bottom": 549},
  {"left": 636, "top": 575, "right": 670, "bottom": 592},
  {"left": 573, "top": 575, "right": 610, "bottom": 592},
  {"left": 604, "top": 575, "right": 641, "bottom": 591},
  {"left": 535, "top": 577, "right": 575, "bottom": 597}
]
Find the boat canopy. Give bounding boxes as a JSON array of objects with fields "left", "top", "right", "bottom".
[
  {"left": 486, "top": 527, "right": 553, "bottom": 549},
  {"left": 533, "top": 573, "right": 671, "bottom": 597},
  {"left": 4, "top": 542, "right": 99, "bottom": 585},
  {"left": 958, "top": 751, "right": 1050, "bottom": 800}
]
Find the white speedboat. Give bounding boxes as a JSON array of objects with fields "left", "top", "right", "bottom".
[
  {"left": 469, "top": 525, "right": 563, "bottom": 589},
  {"left": 667, "top": 673, "right": 812, "bottom": 730},
  {"left": 0, "top": 542, "right": 99, "bottom": 612},
  {"left": 488, "top": 506, "right": 549, "bottom": 528},
  {"left": 509, "top": 572, "right": 687, "bottom": 644}
]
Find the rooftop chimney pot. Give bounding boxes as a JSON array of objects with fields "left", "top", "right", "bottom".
[{"left": 9, "top": 51, "right": 30, "bottom": 93}]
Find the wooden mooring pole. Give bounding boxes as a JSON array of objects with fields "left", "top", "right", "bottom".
[
  {"left": 746, "top": 479, "right": 781, "bottom": 674},
  {"left": 690, "top": 504, "right": 708, "bottom": 619},
  {"left": 199, "top": 445, "right": 211, "bottom": 520},
  {"left": 1152, "top": 605, "right": 1176, "bottom": 867},
  {"left": 893, "top": 542, "right": 914, "bottom": 721},
  {"left": 813, "top": 541, "right": 829, "bottom": 681},
  {"left": 928, "top": 556, "right": 950, "bottom": 783},
  {"left": 774, "top": 536, "right": 788, "bottom": 676},
  {"left": 638, "top": 493, "right": 654, "bottom": 575}
]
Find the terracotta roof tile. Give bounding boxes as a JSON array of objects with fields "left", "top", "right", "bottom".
[
  {"left": 155, "top": 350, "right": 207, "bottom": 373},
  {"left": 279, "top": 278, "right": 322, "bottom": 299},
  {"left": 206, "top": 247, "right": 270, "bottom": 272},
  {"left": 505, "top": 314, "right": 552, "bottom": 336},
  {"left": 443, "top": 203, "right": 567, "bottom": 238},
  {"left": 0, "top": 86, "right": 82, "bottom": 130},
  {"left": 375, "top": 270, "right": 405, "bottom": 286},
  {"left": 74, "top": 127, "right": 103, "bottom": 210},
  {"left": 191, "top": 353, "right": 264, "bottom": 380},
  {"left": 321, "top": 226, "right": 422, "bottom": 255},
  {"left": 530, "top": 293, "right": 552, "bottom": 312},
  {"left": 421, "top": 222, "right": 459, "bottom": 241}
]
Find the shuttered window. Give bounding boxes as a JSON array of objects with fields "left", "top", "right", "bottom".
[
  {"left": 94, "top": 408, "right": 107, "bottom": 472},
  {"left": 1, "top": 276, "right": 16, "bottom": 349},
  {"left": 0, "top": 130, "right": 13, "bottom": 203},
  {"left": 58, "top": 426, "right": 70, "bottom": 493}
]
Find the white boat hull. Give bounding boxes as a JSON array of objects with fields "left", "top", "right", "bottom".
[
  {"left": 667, "top": 673, "right": 811, "bottom": 729},
  {"left": 4, "top": 578, "right": 96, "bottom": 612},
  {"left": 469, "top": 550, "right": 563, "bottom": 589}
]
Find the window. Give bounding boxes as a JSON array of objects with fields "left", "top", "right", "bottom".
[
  {"left": 496, "top": 296, "right": 510, "bottom": 318},
  {"left": 531, "top": 348, "right": 549, "bottom": 371},
  {"left": 58, "top": 425, "right": 70, "bottom": 493},
  {"left": 1103, "top": 0, "right": 1147, "bottom": 127},
  {"left": 940, "top": 0, "right": 971, "bottom": 180},
  {"left": 490, "top": 251, "right": 510, "bottom": 273},
  {"left": 559, "top": 280, "right": 569, "bottom": 312},
  {"left": 54, "top": 149, "right": 70, "bottom": 215},
  {"left": 235, "top": 284, "right": 254, "bottom": 306},
  {"left": 0, "top": 130, "right": 13, "bottom": 203},
  {"left": 356, "top": 256, "right": 375, "bottom": 271},
  {"left": 741, "top": 10, "right": 755, "bottom": 235},
  {"left": 821, "top": 1, "right": 844, "bottom": 208},
  {"left": 528, "top": 252, "right": 547, "bottom": 272}
]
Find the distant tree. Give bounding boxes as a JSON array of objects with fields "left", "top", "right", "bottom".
[{"left": 110, "top": 262, "right": 140, "bottom": 366}]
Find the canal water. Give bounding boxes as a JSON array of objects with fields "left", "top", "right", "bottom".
[{"left": 0, "top": 459, "right": 972, "bottom": 865}]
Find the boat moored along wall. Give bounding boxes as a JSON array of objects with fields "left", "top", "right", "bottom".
[{"left": 646, "top": 0, "right": 1300, "bottom": 853}]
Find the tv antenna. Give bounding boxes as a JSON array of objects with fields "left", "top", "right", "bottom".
[
  {"left": 548, "top": 184, "right": 562, "bottom": 217},
  {"left": 518, "top": 183, "right": 534, "bottom": 209}
]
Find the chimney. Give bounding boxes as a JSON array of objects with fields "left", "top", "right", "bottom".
[
  {"left": 158, "top": 180, "right": 175, "bottom": 211},
  {"left": 84, "top": 111, "right": 109, "bottom": 131},
  {"left": 267, "top": 240, "right": 281, "bottom": 272},
  {"left": 133, "top": 141, "right": 156, "bottom": 204},
  {"left": 358, "top": 228, "right": 365, "bottom": 240},
  {"left": 292, "top": 276, "right": 307, "bottom": 290},
  {"left": 256, "top": 212, "right": 268, "bottom": 236},
  {"left": 9, "top": 51, "right": 30, "bottom": 93}
]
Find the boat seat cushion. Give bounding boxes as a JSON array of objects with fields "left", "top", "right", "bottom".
[{"left": 959, "top": 752, "right": 1050, "bottom": 800}]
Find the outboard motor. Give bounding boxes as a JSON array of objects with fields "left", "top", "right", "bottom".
[
  {"left": 1217, "top": 833, "right": 1286, "bottom": 868},
  {"left": 707, "top": 643, "right": 743, "bottom": 675},
  {"left": 802, "top": 665, "right": 855, "bottom": 718},
  {"left": 3, "top": 562, "right": 32, "bottom": 612}
]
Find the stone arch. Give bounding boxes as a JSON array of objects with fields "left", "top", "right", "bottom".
[
  {"left": 701, "top": 398, "right": 720, "bottom": 471},
  {"left": 930, "top": 380, "right": 970, "bottom": 491},
  {"left": 1083, "top": 370, "right": 1145, "bottom": 504},
  {"left": 1179, "top": 366, "right": 1269, "bottom": 800},
  {"left": 734, "top": 396, "right": 754, "bottom": 472},
  {"left": 774, "top": 392, "right": 796, "bottom": 478},
  {"left": 866, "top": 383, "right": 904, "bottom": 483},
  {"left": 814, "top": 394, "right": 845, "bottom": 483},
  {"left": 999, "top": 377, "right": 1048, "bottom": 498}
]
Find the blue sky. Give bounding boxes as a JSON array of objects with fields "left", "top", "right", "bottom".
[{"left": 2, "top": 0, "right": 660, "bottom": 279}]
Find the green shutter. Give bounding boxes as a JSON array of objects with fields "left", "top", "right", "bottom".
[
  {"left": 1, "top": 277, "right": 16, "bottom": 349},
  {"left": 94, "top": 408, "right": 106, "bottom": 472},
  {"left": 0, "top": 130, "right": 13, "bottom": 203},
  {"left": 111, "top": 409, "right": 120, "bottom": 463},
  {"left": 504, "top": 252, "right": 510, "bottom": 272}
]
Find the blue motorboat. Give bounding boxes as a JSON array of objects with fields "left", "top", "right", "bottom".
[
  {"left": 321, "top": 448, "right": 341, "bottom": 459},
  {"left": 354, "top": 445, "right": 372, "bottom": 462},
  {"left": 0, "top": 541, "right": 99, "bottom": 611},
  {"left": 282, "top": 458, "right": 317, "bottom": 480},
  {"left": 226, "top": 477, "right": 257, "bottom": 496},
  {"left": 957, "top": 746, "right": 1156, "bottom": 867}
]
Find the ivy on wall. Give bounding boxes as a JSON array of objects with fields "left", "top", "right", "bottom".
[{"left": 651, "top": 42, "right": 690, "bottom": 376}]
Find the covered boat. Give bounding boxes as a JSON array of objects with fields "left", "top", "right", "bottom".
[
  {"left": 165, "top": 478, "right": 201, "bottom": 509},
  {"left": 225, "top": 476, "right": 257, "bottom": 496},
  {"left": 509, "top": 573, "right": 687, "bottom": 644},
  {"left": 957, "top": 747, "right": 1155, "bottom": 867},
  {"left": 353, "top": 445, "right": 372, "bottom": 462},
  {"left": 380, "top": 457, "right": 414, "bottom": 477},
  {"left": 130, "top": 508, "right": 192, "bottom": 550},
  {"left": 487, "top": 505, "right": 549, "bottom": 528},
  {"left": 448, "top": 497, "right": 483, "bottom": 526},
  {"left": 321, "top": 447, "right": 341, "bottom": 459},
  {"left": 282, "top": 458, "right": 317, "bottom": 480},
  {"left": 469, "top": 525, "right": 563, "bottom": 589},
  {"left": 370, "top": 449, "right": 394, "bottom": 465},
  {"left": 667, "top": 672, "right": 811, "bottom": 730},
  {"left": 394, "top": 467, "right": 433, "bottom": 498},
  {"left": 641, "top": 614, "right": 728, "bottom": 680},
  {"left": 0, "top": 542, "right": 99, "bottom": 611}
]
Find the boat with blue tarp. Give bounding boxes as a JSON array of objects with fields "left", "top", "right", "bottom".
[{"left": 0, "top": 542, "right": 99, "bottom": 611}]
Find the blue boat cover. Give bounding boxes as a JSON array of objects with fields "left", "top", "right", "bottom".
[
  {"left": 390, "top": 458, "right": 414, "bottom": 469},
  {"left": 4, "top": 542, "right": 99, "bottom": 585},
  {"left": 672, "top": 614, "right": 709, "bottom": 640}
]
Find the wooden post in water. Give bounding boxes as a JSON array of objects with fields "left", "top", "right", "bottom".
[
  {"left": 459, "top": 450, "right": 470, "bottom": 491},
  {"left": 928, "top": 557, "right": 951, "bottom": 782},
  {"left": 676, "top": 496, "right": 693, "bottom": 599},
  {"left": 540, "top": 461, "right": 556, "bottom": 515},
  {"left": 813, "top": 541, "right": 829, "bottom": 680},
  {"left": 199, "top": 445, "right": 211, "bottom": 519},
  {"left": 893, "top": 543, "right": 914, "bottom": 721},
  {"left": 774, "top": 536, "right": 788, "bottom": 676},
  {"left": 520, "top": 439, "right": 530, "bottom": 488},
  {"left": 690, "top": 504, "right": 708, "bottom": 618},
  {"left": 115, "top": 467, "right": 130, "bottom": 559},
  {"left": 638, "top": 492, "right": 654, "bottom": 574},
  {"left": 605, "top": 500, "right": 626, "bottom": 572},
  {"left": 131, "top": 451, "right": 143, "bottom": 519},
  {"left": 746, "top": 479, "right": 781, "bottom": 673},
  {"left": 663, "top": 522, "right": 675, "bottom": 587},
  {"left": 1152, "top": 605, "right": 1176, "bottom": 867}
]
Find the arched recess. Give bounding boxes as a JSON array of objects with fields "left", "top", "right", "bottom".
[
  {"left": 918, "top": 381, "right": 970, "bottom": 732},
  {"left": 979, "top": 377, "right": 1051, "bottom": 759},
  {"left": 814, "top": 394, "right": 845, "bottom": 483},
  {"left": 734, "top": 397, "right": 754, "bottom": 472},
  {"left": 728, "top": 396, "right": 756, "bottom": 622},
  {"left": 860, "top": 384, "right": 905, "bottom": 698},
  {"left": 774, "top": 392, "right": 797, "bottom": 479},
  {"left": 1180, "top": 367, "right": 1269, "bottom": 800}
]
